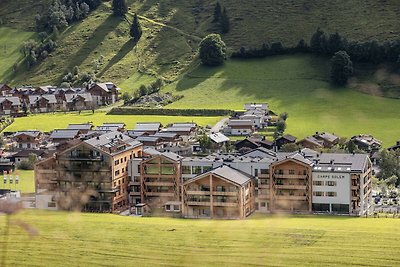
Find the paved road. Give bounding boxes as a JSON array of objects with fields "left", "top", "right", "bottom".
[{"left": 210, "top": 117, "right": 229, "bottom": 133}]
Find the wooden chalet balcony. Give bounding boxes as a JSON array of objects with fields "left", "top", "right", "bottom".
[
  {"left": 128, "top": 181, "right": 140, "bottom": 186},
  {"left": 129, "top": 191, "right": 141, "bottom": 196},
  {"left": 275, "top": 184, "right": 306, "bottom": 190},
  {"left": 66, "top": 156, "right": 103, "bottom": 161},
  {"left": 258, "top": 174, "right": 269, "bottom": 178},
  {"left": 186, "top": 190, "right": 210, "bottom": 195},
  {"left": 258, "top": 184, "right": 270, "bottom": 189},
  {"left": 143, "top": 174, "right": 176, "bottom": 178},
  {"left": 275, "top": 195, "right": 307, "bottom": 201},
  {"left": 212, "top": 191, "right": 237, "bottom": 196},
  {"left": 186, "top": 201, "right": 211, "bottom": 206},
  {"left": 145, "top": 192, "right": 175, "bottom": 197},
  {"left": 145, "top": 182, "right": 175, "bottom": 187},
  {"left": 274, "top": 174, "right": 307, "bottom": 179},
  {"left": 213, "top": 202, "right": 237, "bottom": 207}
]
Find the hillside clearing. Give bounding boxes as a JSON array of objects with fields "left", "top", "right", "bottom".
[
  {"left": 163, "top": 54, "right": 400, "bottom": 146},
  {"left": 1, "top": 210, "right": 399, "bottom": 266},
  {"left": 4, "top": 112, "right": 222, "bottom": 132}
]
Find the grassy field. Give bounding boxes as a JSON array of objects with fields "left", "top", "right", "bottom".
[
  {"left": 4, "top": 111, "right": 222, "bottom": 132},
  {"left": 163, "top": 54, "right": 400, "bottom": 146},
  {"left": 0, "top": 210, "right": 399, "bottom": 266},
  {"left": 0, "top": 27, "right": 36, "bottom": 82},
  {"left": 1, "top": 170, "right": 35, "bottom": 194}
]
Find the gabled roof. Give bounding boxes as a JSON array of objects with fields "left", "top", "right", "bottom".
[
  {"left": 14, "top": 130, "right": 42, "bottom": 138},
  {"left": 228, "top": 119, "right": 253, "bottom": 126},
  {"left": 67, "top": 123, "right": 93, "bottom": 130},
  {"left": 65, "top": 93, "right": 92, "bottom": 103},
  {"left": 277, "top": 134, "right": 297, "bottom": 142},
  {"left": 153, "top": 132, "right": 179, "bottom": 138},
  {"left": 185, "top": 165, "right": 253, "bottom": 186},
  {"left": 136, "top": 136, "right": 161, "bottom": 143},
  {"left": 161, "top": 151, "right": 183, "bottom": 161},
  {"left": 208, "top": 132, "right": 230, "bottom": 143},
  {"left": 50, "top": 129, "right": 80, "bottom": 140},
  {"left": 84, "top": 131, "right": 141, "bottom": 156},
  {"left": 314, "top": 132, "right": 339, "bottom": 143},
  {"left": 0, "top": 97, "right": 21, "bottom": 106},
  {"left": 274, "top": 152, "right": 314, "bottom": 166},
  {"left": 28, "top": 94, "right": 57, "bottom": 104},
  {"left": 164, "top": 126, "right": 194, "bottom": 133},
  {"left": 134, "top": 122, "right": 161, "bottom": 132},
  {"left": 89, "top": 82, "right": 120, "bottom": 92},
  {"left": 172, "top": 122, "right": 196, "bottom": 128},
  {"left": 11, "top": 149, "right": 48, "bottom": 158},
  {"left": 298, "top": 136, "right": 323, "bottom": 147}
]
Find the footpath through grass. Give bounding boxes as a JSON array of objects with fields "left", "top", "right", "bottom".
[
  {"left": 4, "top": 111, "right": 222, "bottom": 132},
  {"left": 164, "top": 54, "right": 400, "bottom": 146},
  {"left": 1, "top": 210, "right": 399, "bottom": 266}
]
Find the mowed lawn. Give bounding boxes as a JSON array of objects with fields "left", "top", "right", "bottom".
[
  {"left": 1, "top": 170, "right": 35, "bottom": 193},
  {"left": 4, "top": 111, "right": 222, "bottom": 132},
  {"left": 0, "top": 27, "right": 36, "bottom": 81},
  {"left": 163, "top": 54, "right": 400, "bottom": 146},
  {"left": 1, "top": 211, "right": 399, "bottom": 266}
]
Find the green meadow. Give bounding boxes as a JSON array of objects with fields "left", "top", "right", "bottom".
[
  {"left": 164, "top": 54, "right": 400, "bottom": 146},
  {"left": 4, "top": 111, "right": 222, "bottom": 132},
  {"left": 0, "top": 210, "right": 399, "bottom": 266}
]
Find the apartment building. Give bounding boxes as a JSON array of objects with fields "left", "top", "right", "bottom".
[{"left": 35, "top": 132, "right": 143, "bottom": 212}]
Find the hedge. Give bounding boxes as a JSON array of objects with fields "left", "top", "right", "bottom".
[{"left": 107, "top": 107, "right": 234, "bottom": 116}]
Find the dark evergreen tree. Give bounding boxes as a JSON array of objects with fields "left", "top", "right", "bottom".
[
  {"left": 220, "top": 8, "right": 230, "bottom": 34},
  {"left": 199, "top": 33, "right": 227, "bottom": 66},
  {"left": 327, "top": 32, "right": 346, "bottom": 55},
  {"left": 112, "top": 0, "right": 128, "bottom": 17},
  {"left": 130, "top": 13, "right": 142, "bottom": 42},
  {"left": 330, "top": 50, "right": 353, "bottom": 85},
  {"left": 213, "top": 2, "right": 222, "bottom": 22},
  {"left": 310, "top": 28, "right": 327, "bottom": 54}
]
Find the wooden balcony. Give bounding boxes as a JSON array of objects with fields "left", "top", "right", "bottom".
[
  {"left": 145, "top": 192, "right": 175, "bottom": 197},
  {"left": 129, "top": 192, "right": 141, "bottom": 196},
  {"left": 275, "top": 195, "right": 307, "bottom": 201},
  {"left": 145, "top": 182, "right": 175, "bottom": 187},
  {"left": 258, "top": 184, "right": 270, "bottom": 189},
  {"left": 275, "top": 184, "right": 306, "bottom": 190},
  {"left": 212, "top": 191, "right": 237, "bottom": 196},
  {"left": 274, "top": 174, "right": 307, "bottom": 179},
  {"left": 213, "top": 202, "right": 237, "bottom": 207},
  {"left": 187, "top": 201, "right": 211, "bottom": 206},
  {"left": 186, "top": 190, "right": 210, "bottom": 195}
]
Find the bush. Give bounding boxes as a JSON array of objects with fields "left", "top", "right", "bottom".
[
  {"left": 199, "top": 34, "right": 227, "bottom": 66},
  {"left": 17, "top": 160, "right": 34, "bottom": 170}
]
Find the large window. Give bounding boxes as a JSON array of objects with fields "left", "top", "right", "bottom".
[
  {"left": 161, "top": 166, "right": 175, "bottom": 175},
  {"left": 313, "top": 181, "right": 323, "bottom": 186},
  {"left": 192, "top": 166, "right": 202, "bottom": 174},
  {"left": 326, "top": 181, "right": 337, "bottom": 186},
  {"left": 326, "top": 191, "right": 337, "bottom": 197},
  {"left": 313, "top": 191, "right": 324, "bottom": 196},
  {"left": 182, "top": 166, "right": 191, "bottom": 174}
]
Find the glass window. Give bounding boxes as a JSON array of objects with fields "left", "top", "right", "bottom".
[
  {"left": 326, "top": 192, "right": 337, "bottom": 197},
  {"left": 313, "top": 191, "right": 324, "bottom": 196},
  {"left": 326, "top": 181, "right": 337, "bottom": 186},
  {"left": 182, "top": 166, "right": 191, "bottom": 174},
  {"left": 313, "top": 181, "right": 323, "bottom": 186}
]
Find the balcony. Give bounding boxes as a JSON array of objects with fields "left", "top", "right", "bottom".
[
  {"left": 275, "top": 195, "right": 307, "bottom": 201},
  {"left": 275, "top": 184, "right": 306, "bottom": 190},
  {"left": 258, "top": 184, "right": 270, "bottom": 189},
  {"left": 186, "top": 190, "right": 210, "bottom": 195},
  {"left": 145, "top": 192, "right": 175, "bottom": 197},
  {"left": 213, "top": 202, "right": 237, "bottom": 207},
  {"left": 187, "top": 201, "right": 211, "bottom": 206},
  {"left": 212, "top": 191, "right": 237, "bottom": 196},
  {"left": 129, "top": 191, "right": 141, "bottom": 196},
  {"left": 66, "top": 156, "right": 103, "bottom": 161},
  {"left": 145, "top": 181, "right": 175, "bottom": 187},
  {"left": 274, "top": 174, "right": 307, "bottom": 179}
]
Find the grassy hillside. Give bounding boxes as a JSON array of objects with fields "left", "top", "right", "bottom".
[
  {"left": 4, "top": 112, "right": 222, "bottom": 132},
  {"left": 1, "top": 210, "right": 399, "bottom": 266},
  {"left": 1, "top": 0, "right": 400, "bottom": 89},
  {"left": 163, "top": 54, "right": 400, "bottom": 146},
  {"left": 0, "top": 27, "right": 36, "bottom": 82}
]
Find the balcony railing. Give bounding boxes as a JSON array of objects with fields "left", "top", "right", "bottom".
[
  {"left": 275, "top": 185, "right": 306, "bottom": 190},
  {"left": 186, "top": 201, "right": 211, "bottom": 206},
  {"left": 145, "top": 192, "right": 175, "bottom": 197},
  {"left": 145, "top": 182, "right": 175, "bottom": 187},
  {"left": 212, "top": 191, "right": 237, "bottom": 196},
  {"left": 274, "top": 174, "right": 307, "bottom": 179},
  {"left": 275, "top": 195, "right": 307, "bottom": 201},
  {"left": 213, "top": 202, "right": 237, "bottom": 207}
]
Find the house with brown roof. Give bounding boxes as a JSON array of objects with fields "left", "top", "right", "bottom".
[
  {"left": 297, "top": 136, "right": 324, "bottom": 149},
  {"left": 28, "top": 95, "right": 58, "bottom": 113},
  {"left": 0, "top": 84, "right": 12, "bottom": 96},
  {"left": 225, "top": 119, "right": 254, "bottom": 136},
  {"left": 13, "top": 131, "right": 43, "bottom": 150},
  {"left": 0, "top": 97, "right": 21, "bottom": 115}
]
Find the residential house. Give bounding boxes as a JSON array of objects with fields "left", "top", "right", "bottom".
[
  {"left": 350, "top": 134, "right": 382, "bottom": 152},
  {"left": 0, "top": 97, "right": 21, "bottom": 115},
  {"left": 208, "top": 132, "right": 230, "bottom": 152},
  {"left": 133, "top": 122, "right": 162, "bottom": 135},
  {"left": 96, "top": 123, "right": 126, "bottom": 132},
  {"left": 136, "top": 136, "right": 163, "bottom": 150},
  {"left": 65, "top": 93, "right": 93, "bottom": 111},
  {"left": 67, "top": 123, "right": 94, "bottom": 134},
  {"left": 226, "top": 119, "right": 254, "bottom": 136},
  {"left": 313, "top": 132, "right": 339, "bottom": 148},
  {"left": 28, "top": 95, "right": 58, "bottom": 113},
  {"left": 296, "top": 136, "right": 324, "bottom": 149},
  {"left": 50, "top": 129, "right": 80, "bottom": 144},
  {"left": 275, "top": 134, "right": 297, "bottom": 149},
  {"left": 13, "top": 130, "right": 43, "bottom": 149},
  {"left": 9, "top": 149, "right": 48, "bottom": 163},
  {"left": 0, "top": 84, "right": 12, "bottom": 96},
  {"left": 87, "top": 82, "right": 120, "bottom": 106},
  {"left": 182, "top": 165, "right": 256, "bottom": 219}
]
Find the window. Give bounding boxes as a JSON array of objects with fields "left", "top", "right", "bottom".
[
  {"left": 165, "top": 205, "right": 171, "bottom": 211},
  {"left": 182, "top": 166, "right": 191, "bottom": 174},
  {"left": 313, "top": 191, "right": 324, "bottom": 196},
  {"left": 192, "top": 166, "right": 202, "bottom": 174},
  {"left": 203, "top": 166, "right": 212, "bottom": 172},
  {"left": 326, "top": 181, "right": 337, "bottom": 186},
  {"left": 114, "top": 159, "right": 119, "bottom": 166},
  {"left": 115, "top": 170, "right": 120, "bottom": 176},
  {"left": 326, "top": 192, "right": 337, "bottom": 197},
  {"left": 260, "top": 202, "right": 266, "bottom": 207},
  {"left": 313, "top": 181, "right": 323, "bottom": 186},
  {"left": 48, "top": 202, "right": 56, "bottom": 208},
  {"left": 254, "top": 169, "right": 258, "bottom": 177},
  {"left": 173, "top": 205, "right": 180, "bottom": 211},
  {"left": 289, "top": 169, "right": 295, "bottom": 175},
  {"left": 276, "top": 179, "right": 283, "bottom": 185},
  {"left": 260, "top": 169, "right": 268, "bottom": 175},
  {"left": 216, "top": 186, "right": 224, "bottom": 192}
]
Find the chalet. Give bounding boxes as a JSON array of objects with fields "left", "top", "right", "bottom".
[
  {"left": 164, "top": 123, "right": 197, "bottom": 141},
  {"left": 350, "top": 134, "right": 382, "bottom": 152},
  {"left": 65, "top": 93, "right": 93, "bottom": 111},
  {"left": 13, "top": 130, "right": 43, "bottom": 149},
  {"left": 235, "top": 138, "right": 260, "bottom": 151},
  {"left": 313, "top": 132, "right": 339, "bottom": 148},
  {"left": 133, "top": 122, "right": 161, "bottom": 135},
  {"left": 153, "top": 132, "right": 181, "bottom": 146},
  {"left": 0, "top": 84, "right": 12, "bottom": 96},
  {"left": 9, "top": 149, "right": 48, "bottom": 163},
  {"left": 135, "top": 136, "right": 163, "bottom": 149},
  {"left": 0, "top": 97, "right": 21, "bottom": 115},
  {"left": 28, "top": 95, "right": 58, "bottom": 113},
  {"left": 275, "top": 134, "right": 297, "bottom": 149},
  {"left": 208, "top": 132, "right": 230, "bottom": 152},
  {"left": 50, "top": 129, "right": 80, "bottom": 143},
  {"left": 239, "top": 113, "right": 263, "bottom": 129},
  {"left": 87, "top": 82, "right": 120, "bottom": 106},
  {"left": 296, "top": 136, "right": 324, "bottom": 149},
  {"left": 182, "top": 165, "right": 256, "bottom": 219},
  {"left": 226, "top": 119, "right": 254, "bottom": 136},
  {"left": 67, "top": 123, "right": 94, "bottom": 134},
  {"left": 126, "top": 131, "right": 149, "bottom": 139},
  {"left": 35, "top": 131, "right": 143, "bottom": 212}
]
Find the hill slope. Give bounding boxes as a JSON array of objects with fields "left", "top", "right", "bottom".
[
  {"left": 1, "top": 0, "right": 400, "bottom": 88},
  {"left": 163, "top": 54, "right": 400, "bottom": 145}
]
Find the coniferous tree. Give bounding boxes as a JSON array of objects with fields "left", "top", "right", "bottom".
[
  {"left": 310, "top": 28, "right": 327, "bottom": 54},
  {"left": 330, "top": 50, "right": 353, "bottom": 85},
  {"left": 213, "top": 2, "right": 222, "bottom": 22},
  {"left": 130, "top": 13, "right": 142, "bottom": 42},
  {"left": 112, "top": 0, "right": 128, "bottom": 17},
  {"left": 220, "top": 8, "right": 230, "bottom": 34}
]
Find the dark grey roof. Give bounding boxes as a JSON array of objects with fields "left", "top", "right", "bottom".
[
  {"left": 28, "top": 94, "right": 57, "bottom": 104},
  {"left": 279, "top": 134, "right": 297, "bottom": 142},
  {"left": 172, "top": 122, "right": 196, "bottom": 128},
  {"left": 0, "top": 97, "right": 20, "bottom": 106},
  {"left": 65, "top": 93, "right": 92, "bottom": 103},
  {"left": 101, "top": 123, "right": 125, "bottom": 128},
  {"left": 14, "top": 131, "right": 41, "bottom": 138},
  {"left": 209, "top": 165, "right": 253, "bottom": 185},
  {"left": 136, "top": 136, "right": 161, "bottom": 143},
  {"left": 50, "top": 129, "right": 80, "bottom": 140},
  {"left": 84, "top": 131, "right": 141, "bottom": 155},
  {"left": 298, "top": 136, "right": 323, "bottom": 147},
  {"left": 315, "top": 132, "right": 339, "bottom": 143},
  {"left": 134, "top": 122, "right": 161, "bottom": 132},
  {"left": 161, "top": 151, "right": 183, "bottom": 161},
  {"left": 127, "top": 131, "right": 147, "bottom": 138},
  {"left": 164, "top": 126, "right": 193, "bottom": 133},
  {"left": 153, "top": 132, "right": 179, "bottom": 138},
  {"left": 312, "top": 153, "right": 369, "bottom": 172},
  {"left": 67, "top": 124, "right": 93, "bottom": 130},
  {"left": 11, "top": 149, "right": 47, "bottom": 158}
]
